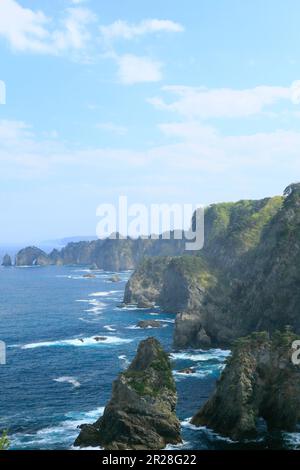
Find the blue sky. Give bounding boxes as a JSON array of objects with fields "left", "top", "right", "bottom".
[{"left": 0, "top": 0, "right": 300, "bottom": 243}]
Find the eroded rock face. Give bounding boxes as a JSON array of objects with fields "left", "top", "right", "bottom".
[
  {"left": 2, "top": 254, "right": 12, "bottom": 267},
  {"left": 15, "top": 247, "right": 51, "bottom": 266},
  {"left": 191, "top": 330, "right": 300, "bottom": 440},
  {"left": 74, "top": 337, "right": 181, "bottom": 450}
]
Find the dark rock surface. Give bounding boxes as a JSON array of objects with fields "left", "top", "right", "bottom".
[
  {"left": 2, "top": 254, "right": 12, "bottom": 267},
  {"left": 15, "top": 246, "right": 51, "bottom": 266},
  {"left": 74, "top": 337, "right": 181, "bottom": 450},
  {"left": 192, "top": 330, "right": 300, "bottom": 440},
  {"left": 124, "top": 184, "right": 300, "bottom": 349},
  {"left": 137, "top": 320, "right": 162, "bottom": 329}
]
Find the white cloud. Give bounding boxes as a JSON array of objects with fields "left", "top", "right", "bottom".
[
  {"left": 149, "top": 84, "right": 295, "bottom": 119},
  {"left": 96, "top": 122, "right": 127, "bottom": 135},
  {"left": 117, "top": 54, "right": 162, "bottom": 84},
  {"left": 0, "top": 0, "right": 95, "bottom": 55},
  {"left": 100, "top": 19, "right": 184, "bottom": 41},
  {"left": 291, "top": 80, "right": 300, "bottom": 104}
]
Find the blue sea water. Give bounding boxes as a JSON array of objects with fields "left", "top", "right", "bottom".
[{"left": 0, "top": 265, "right": 299, "bottom": 450}]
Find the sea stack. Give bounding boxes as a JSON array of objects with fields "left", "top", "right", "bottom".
[
  {"left": 74, "top": 337, "right": 181, "bottom": 450},
  {"left": 2, "top": 254, "right": 12, "bottom": 267},
  {"left": 191, "top": 330, "right": 300, "bottom": 441}
]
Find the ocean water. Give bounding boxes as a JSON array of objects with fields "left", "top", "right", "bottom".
[{"left": 0, "top": 265, "right": 299, "bottom": 450}]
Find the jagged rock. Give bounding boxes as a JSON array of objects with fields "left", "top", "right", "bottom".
[
  {"left": 74, "top": 337, "right": 181, "bottom": 450},
  {"left": 137, "top": 299, "right": 155, "bottom": 309},
  {"left": 137, "top": 320, "right": 162, "bottom": 329},
  {"left": 191, "top": 330, "right": 300, "bottom": 440},
  {"left": 178, "top": 368, "right": 196, "bottom": 375},
  {"left": 15, "top": 246, "right": 51, "bottom": 266},
  {"left": 2, "top": 254, "right": 12, "bottom": 267},
  {"left": 123, "top": 185, "right": 300, "bottom": 349}
]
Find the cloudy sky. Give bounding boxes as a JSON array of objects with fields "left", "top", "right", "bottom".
[{"left": 0, "top": 0, "right": 300, "bottom": 243}]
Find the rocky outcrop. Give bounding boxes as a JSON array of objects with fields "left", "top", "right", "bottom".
[
  {"left": 137, "top": 320, "right": 162, "bottom": 329},
  {"left": 74, "top": 337, "right": 181, "bottom": 450},
  {"left": 124, "top": 257, "right": 170, "bottom": 306},
  {"left": 15, "top": 233, "right": 186, "bottom": 271},
  {"left": 191, "top": 330, "right": 300, "bottom": 440},
  {"left": 2, "top": 254, "right": 12, "bottom": 267},
  {"left": 124, "top": 185, "right": 300, "bottom": 349},
  {"left": 15, "top": 247, "right": 51, "bottom": 266}
]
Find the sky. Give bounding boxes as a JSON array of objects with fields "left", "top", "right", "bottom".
[{"left": 0, "top": 0, "right": 300, "bottom": 244}]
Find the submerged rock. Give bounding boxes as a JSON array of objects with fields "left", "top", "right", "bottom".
[
  {"left": 74, "top": 337, "right": 181, "bottom": 450},
  {"left": 191, "top": 330, "right": 300, "bottom": 440},
  {"left": 2, "top": 254, "right": 12, "bottom": 267},
  {"left": 83, "top": 273, "right": 96, "bottom": 278},
  {"left": 136, "top": 320, "right": 162, "bottom": 329}
]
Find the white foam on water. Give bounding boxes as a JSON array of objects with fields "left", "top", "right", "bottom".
[
  {"left": 54, "top": 376, "right": 81, "bottom": 388},
  {"left": 22, "top": 335, "right": 132, "bottom": 349},
  {"left": 170, "top": 349, "right": 231, "bottom": 363},
  {"left": 181, "top": 418, "right": 236, "bottom": 443},
  {"left": 104, "top": 325, "right": 117, "bottom": 332},
  {"left": 89, "top": 290, "right": 120, "bottom": 297},
  {"left": 283, "top": 432, "right": 300, "bottom": 449},
  {"left": 165, "top": 440, "right": 190, "bottom": 450},
  {"left": 10, "top": 407, "right": 105, "bottom": 450}
]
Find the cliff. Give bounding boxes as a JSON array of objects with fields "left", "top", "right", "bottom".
[
  {"left": 124, "top": 184, "right": 300, "bottom": 348},
  {"left": 74, "top": 337, "right": 181, "bottom": 450},
  {"left": 15, "top": 234, "right": 186, "bottom": 271},
  {"left": 191, "top": 330, "right": 300, "bottom": 440}
]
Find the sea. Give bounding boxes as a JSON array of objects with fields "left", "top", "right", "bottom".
[{"left": 0, "top": 265, "right": 299, "bottom": 450}]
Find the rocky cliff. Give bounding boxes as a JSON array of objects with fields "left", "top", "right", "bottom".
[
  {"left": 15, "top": 234, "right": 186, "bottom": 271},
  {"left": 124, "top": 184, "right": 300, "bottom": 348},
  {"left": 74, "top": 337, "right": 181, "bottom": 450},
  {"left": 191, "top": 330, "right": 300, "bottom": 440},
  {"left": 1, "top": 254, "right": 12, "bottom": 267},
  {"left": 15, "top": 246, "right": 51, "bottom": 266}
]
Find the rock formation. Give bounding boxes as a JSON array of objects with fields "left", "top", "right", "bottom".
[
  {"left": 15, "top": 233, "right": 186, "bottom": 270},
  {"left": 191, "top": 330, "right": 300, "bottom": 440},
  {"left": 74, "top": 337, "right": 181, "bottom": 450},
  {"left": 124, "top": 184, "right": 300, "bottom": 348},
  {"left": 15, "top": 246, "right": 51, "bottom": 266},
  {"left": 136, "top": 320, "right": 162, "bottom": 328},
  {"left": 2, "top": 254, "right": 12, "bottom": 267}
]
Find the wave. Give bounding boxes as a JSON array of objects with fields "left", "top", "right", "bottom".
[
  {"left": 170, "top": 349, "right": 231, "bottom": 363},
  {"left": 103, "top": 325, "right": 117, "bottom": 332},
  {"left": 9, "top": 407, "right": 104, "bottom": 450},
  {"left": 173, "top": 363, "right": 225, "bottom": 380},
  {"left": 181, "top": 418, "right": 236, "bottom": 443},
  {"left": 89, "top": 290, "right": 121, "bottom": 297},
  {"left": 118, "top": 354, "right": 130, "bottom": 368},
  {"left": 21, "top": 335, "right": 132, "bottom": 349},
  {"left": 54, "top": 376, "right": 81, "bottom": 388}
]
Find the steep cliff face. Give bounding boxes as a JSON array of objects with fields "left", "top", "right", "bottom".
[
  {"left": 192, "top": 330, "right": 300, "bottom": 441},
  {"left": 74, "top": 337, "right": 181, "bottom": 450},
  {"left": 124, "top": 186, "right": 300, "bottom": 348},
  {"left": 123, "top": 257, "right": 171, "bottom": 306}
]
